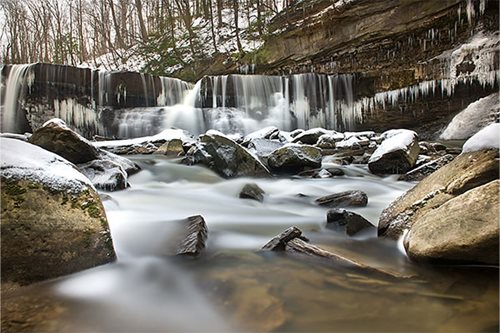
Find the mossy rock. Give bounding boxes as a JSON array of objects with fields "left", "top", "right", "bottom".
[{"left": 1, "top": 177, "right": 116, "bottom": 286}]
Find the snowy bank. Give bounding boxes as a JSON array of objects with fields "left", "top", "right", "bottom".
[{"left": 462, "top": 123, "right": 500, "bottom": 153}]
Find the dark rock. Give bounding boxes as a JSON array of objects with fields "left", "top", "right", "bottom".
[
  {"left": 315, "top": 190, "right": 368, "bottom": 208},
  {"left": 261, "top": 226, "right": 309, "bottom": 251},
  {"left": 446, "top": 147, "right": 463, "bottom": 155},
  {"left": 289, "top": 129, "right": 304, "bottom": 138},
  {"left": 78, "top": 160, "right": 129, "bottom": 191},
  {"left": 368, "top": 129, "right": 420, "bottom": 174},
  {"left": 239, "top": 183, "right": 265, "bottom": 202},
  {"left": 297, "top": 167, "right": 344, "bottom": 178},
  {"left": 175, "top": 215, "right": 208, "bottom": 256},
  {"left": 198, "top": 132, "right": 271, "bottom": 178},
  {"left": 404, "top": 179, "right": 499, "bottom": 265},
  {"left": 291, "top": 128, "right": 329, "bottom": 145},
  {"left": 379, "top": 149, "right": 499, "bottom": 239},
  {"left": 29, "top": 119, "right": 100, "bottom": 164},
  {"left": 326, "top": 209, "right": 375, "bottom": 236},
  {"left": 398, "top": 154, "right": 455, "bottom": 181},
  {"left": 316, "top": 132, "right": 345, "bottom": 149},
  {"left": 154, "top": 139, "right": 185, "bottom": 156},
  {"left": 267, "top": 144, "right": 322, "bottom": 174},
  {"left": 430, "top": 142, "right": 447, "bottom": 151}
]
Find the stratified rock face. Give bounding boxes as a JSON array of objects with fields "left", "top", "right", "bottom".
[
  {"left": 267, "top": 144, "right": 322, "bottom": 174},
  {"left": 198, "top": 132, "right": 271, "bottom": 178},
  {"left": 368, "top": 129, "right": 420, "bottom": 174},
  {"left": 404, "top": 180, "right": 499, "bottom": 265},
  {"left": 379, "top": 149, "right": 499, "bottom": 239},
  {"left": 175, "top": 215, "right": 208, "bottom": 256},
  {"left": 0, "top": 138, "right": 115, "bottom": 285},
  {"left": 29, "top": 119, "right": 100, "bottom": 164}
]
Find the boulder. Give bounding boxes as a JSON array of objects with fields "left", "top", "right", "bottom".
[
  {"left": 404, "top": 180, "right": 499, "bottom": 265},
  {"left": 379, "top": 149, "right": 499, "bottom": 239},
  {"left": 368, "top": 129, "right": 420, "bottom": 174},
  {"left": 78, "top": 160, "right": 129, "bottom": 191},
  {"left": 297, "top": 167, "right": 345, "bottom": 178},
  {"left": 29, "top": 119, "right": 100, "bottom": 164},
  {"left": 0, "top": 138, "right": 115, "bottom": 286},
  {"left": 267, "top": 144, "right": 322, "bottom": 174},
  {"left": 239, "top": 183, "right": 265, "bottom": 202},
  {"left": 291, "top": 128, "right": 329, "bottom": 145},
  {"left": 315, "top": 190, "right": 368, "bottom": 208},
  {"left": 316, "top": 132, "right": 345, "bottom": 149},
  {"left": 326, "top": 209, "right": 375, "bottom": 236},
  {"left": 154, "top": 139, "right": 185, "bottom": 156},
  {"left": 247, "top": 138, "right": 284, "bottom": 157},
  {"left": 198, "top": 132, "right": 271, "bottom": 178},
  {"left": 243, "top": 126, "right": 280, "bottom": 143}
]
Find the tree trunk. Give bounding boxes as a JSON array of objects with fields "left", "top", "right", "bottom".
[{"left": 135, "top": 0, "right": 148, "bottom": 42}]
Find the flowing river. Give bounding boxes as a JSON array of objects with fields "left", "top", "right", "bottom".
[{"left": 5, "top": 155, "right": 497, "bottom": 333}]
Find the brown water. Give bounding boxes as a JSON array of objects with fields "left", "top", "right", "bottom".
[{"left": 2, "top": 156, "right": 498, "bottom": 333}]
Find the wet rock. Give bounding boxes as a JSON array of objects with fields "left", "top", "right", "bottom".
[
  {"left": 326, "top": 209, "right": 375, "bottom": 236},
  {"left": 379, "top": 149, "right": 499, "bottom": 239},
  {"left": 154, "top": 139, "right": 185, "bottom": 156},
  {"left": 291, "top": 128, "right": 329, "bottom": 145},
  {"left": 316, "top": 132, "right": 345, "bottom": 149},
  {"left": 368, "top": 129, "right": 420, "bottom": 174},
  {"left": 289, "top": 129, "right": 304, "bottom": 138},
  {"left": 398, "top": 154, "right": 455, "bottom": 181},
  {"left": 267, "top": 144, "right": 322, "bottom": 174},
  {"left": 239, "top": 183, "right": 265, "bottom": 202},
  {"left": 1, "top": 138, "right": 115, "bottom": 286},
  {"left": 78, "top": 160, "right": 129, "bottom": 191},
  {"left": 261, "top": 226, "right": 309, "bottom": 251},
  {"left": 198, "top": 132, "right": 271, "bottom": 178},
  {"left": 315, "top": 190, "right": 368, "bottom": 208},
  {"left": 175, "top": 215, "right": 208, "bottom": 256},
  {"left": 29, "top": 119, "right": 100, "bottom": 164},
  {"left": 404, "top": 180, "right": 499, "bottom": 265},
  {"left": 297, "top": 167, "right": 344, "bottom": 178}
]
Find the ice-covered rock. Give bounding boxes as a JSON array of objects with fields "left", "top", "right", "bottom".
[
  {"left": 291, "top": 127, "right": 330, "bottom": 145},
  {"left": 247, "top": 138, "right": 284, "bottom": 157},
  {"left": 316, "top": 132, "right": 345, "bottom": 149},
  {"left": 462, "top": 123, "right": 500, "bottom": 153},
  {"left": 368, "top": 129, "right": 420, "bottom": 174},
  {"left": 243, "top": 126, "right": 280, "bottom": 142},
  {"left": 440, "top": 93, "right": 499, "bottom": 140},
  {"left": 1, "top": 138, "right": 115, "bottom": 285},
  {"left": 79, "top": 159, "right": 129, "bottom": 191}
]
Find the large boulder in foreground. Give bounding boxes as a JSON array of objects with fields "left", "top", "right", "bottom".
[
  {"left": 368, "top": 129, "right": 419, "bottom": 174},
  {"left": 1, "top": 138, "right": 115, "bottom": 286},
  {"left": 404, "top": 180, "right": 499, "bottom": 265},
  {"left": 267, "top": 144, "right": 322, "bottom": 174},
  {"left": 195, "top": 132, "right": 271, "bottom": 178},
  {"left": 379, "top": 149, "right": 499, "bottom": 240}
]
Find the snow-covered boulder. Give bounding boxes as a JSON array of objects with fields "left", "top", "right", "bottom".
[
  {"left": 267, "top": 143, "right": 322, "bottom": 174},
  {"left": 368, "top": 129, "right": 420, "bottom": 174},
  {"left": 316, "top": 132, "right": 345, "bottom": 149},
  {"left": 28, "top": 119, "right": 139, "bottom": 191},
  {"left": 462, "top": 123, "right": 500, "bottom": 153},
  {"left": 243, "top": 126, "right": 280, "bottom": 143},
  {"left": 0, "top": 138, "right": 115, "bottom": 285},
  {"left": 291, "top": 127, "right": 330, "bottom": 145},
  {"left": 440, "top": 93, "right": 499, "bottom": 140},
  {"left": 187, "top": 132, "right": 271, "bottom": 178}
]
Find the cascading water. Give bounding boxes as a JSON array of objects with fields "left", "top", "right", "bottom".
[{"left": 1, "top": 64, "right": 35, "bottom": 133}]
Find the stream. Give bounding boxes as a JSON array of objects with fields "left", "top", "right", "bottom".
[{"left": 5, "top": 156, "right": 499, "bottom": 332}]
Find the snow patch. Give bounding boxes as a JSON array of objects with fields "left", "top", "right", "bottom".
[
  {"left": 0, "top": 138, "right": 94, "bottom": 193},
  {"left": 462, "top": 123, "right": 500, "bottom": 153},
  {"left": 369, "top": 129, "right": 417, "bottom": 163}
]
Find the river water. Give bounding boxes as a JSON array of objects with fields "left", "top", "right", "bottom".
[{"left": 4, "top": 156, "right": 499, "bottom": 332}]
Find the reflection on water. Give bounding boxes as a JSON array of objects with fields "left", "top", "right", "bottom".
[{"left": 2, "top": 156, "right": 498, "bottom": 332}]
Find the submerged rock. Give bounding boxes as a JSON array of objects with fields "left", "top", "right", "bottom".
[
  {"left": 379, "top": 149, "right": 499, "bottom": 239},
  {"left": 267, "top": 144, "right": 322, "bottom": 174},
  {"left": 404, "top": 180, "right": 499, "bottom": 265},
  {"left": 197, "top": 133, "right": 270, "bottom": 178},
  {"left": 326, "top": 209, "right": 375, "bottom": 236},
  {"left": 368, "top": 129, "right": 420, "bottom": 174},
  {"left": 315, "top": 190, "right": 368, "bottom": 208},
  {"left": 239, "top": 183, "right": 265, "bottom": 202},
  {"left": 0, "top": 138, "right": 115, "bottom": 286}
]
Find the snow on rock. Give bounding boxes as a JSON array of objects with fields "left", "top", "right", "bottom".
[
  {"left": 462, "top": 123, "right": 500, "bottom": 153},
  {"left": 369, "top": 129, "right": 418, "bottom": 163},
  {"left": 440, "top": 93, "right": 499, "bottom": 140},
  {"left": 94, "top": 129, "right": 195, "bottom": 149},
  {"left": 1, "top": 138, "right": 94, "bottom": 193},
  {"left": 244, "top": 126, "right": 280, "bottom": 141}
]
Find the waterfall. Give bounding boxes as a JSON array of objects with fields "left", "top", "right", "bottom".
[{"left": 1, "top": 64, "right": 35, "bottom": 133}]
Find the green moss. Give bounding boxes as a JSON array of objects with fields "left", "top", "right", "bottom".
[{"left": 4, "top": 183, "right": 27, "bottom": 196}]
